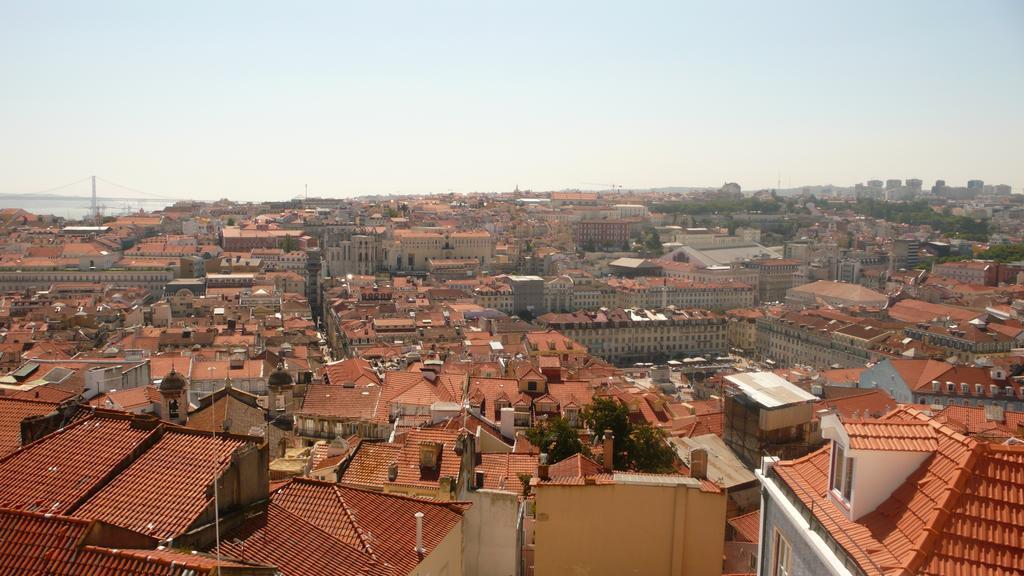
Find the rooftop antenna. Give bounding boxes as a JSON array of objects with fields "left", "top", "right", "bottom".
[{"left": 304, "top": 183, "right": 308, "bottom": 203}]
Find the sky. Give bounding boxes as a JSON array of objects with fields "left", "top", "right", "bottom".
[{"left": 1, "top": 1, "right": 1022, "bottom": 201}]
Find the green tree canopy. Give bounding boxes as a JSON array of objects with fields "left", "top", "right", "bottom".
[
  {"left": 627, "top": 423, "right": 678, "bottom": 473},
  {"left": 582, "top": 397, "right": 632, "bottom": 469},
  {"left": 583, "top": 397, "right": 679, "bottom": 473},
  {"left": 524, "top": 416, "right": 587, "bottom": 464}
]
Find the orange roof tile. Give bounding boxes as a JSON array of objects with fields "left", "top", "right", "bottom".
[
  {"left": 340, "top": 442, "right": 402, "bottom": 489},
  {"left": 728, "top": 509, "right": 760, "bottom": 543},
  {"left": 73, "top": 428, "right": 251, "bottom": 539},
  {"left": 0, "top": 413, "right": 156, "bottom": 513},
  {"left": 0, "top": 397, "right": 62, "bottom": 456},
  {"left": 476, "top": 453, "right": 538, "bottom": 492},
  {"left": 773, "top": 407, "right": 1024, "bottom": 575}
]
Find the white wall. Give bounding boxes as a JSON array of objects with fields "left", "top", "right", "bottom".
[
  {"left": 847, "top": 449, "right": 929, "bottom": 521},
  {"left": 460, "top": 488, "right": 521, "bottom": 576}
]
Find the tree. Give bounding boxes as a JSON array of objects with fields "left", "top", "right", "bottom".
[
  {"left": 282, "top": 235, "right": 296, "bottom": 253},
  {"left": 582, "top": 397, "right": 631, "bottom": 469},
  {"left": 583, "top": 397, "right": 679, "bottom": 473},
  {"left": 627, "top": 423, "right": 678, "bottom": 473},
  {"left": 226, "top": 217, "right": 236, "bottom": 226},
  {"left": 524, "top": 416, "right": 587, "bottom": 464}
]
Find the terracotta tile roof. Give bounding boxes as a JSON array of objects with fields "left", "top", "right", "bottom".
[
  {"left": 0, "top": 397, "right": 62, "bottom": 456},
  {"left": 220, "top": 502, "right": 391, "bottom": 576},
  {"left": 389, "top": 428, "right": 462, "bottom": 488},
  {"left": 300, "top": 382, "right": 383, "bottom": 421},
  {"left": 266, "top": 478, "right": 468, "bottom": 575},
  {"left": 6, "top": 385, "right": 78, "bottom": 403},
  {"left": 814, "top": 389, "right": 898, "bottom": 421},
  {"left": 88, "top": 385, "right": 161, "bottom": 412},
  {"left": 845, "top": 419, "right": 939, "bottom": 451},
  {"left": 0, "top": 413, "right": 157, "bottom": 514},
  {"left": 73, "top": 428, "right": 251, "bottom": 539},
  {"left": 547, "top": 453, "right": 604, "bottom": 480},
  {"left": 381, "top": 371, "right": 454, "bottom": 408},
  {"left": 476, "top": 453, "right": 538, "bottom": 492},
  {"left": 773, "top": 407, "right": 1024, "bottom": 575},
  {"left": 933, "top": 405, "right": 1024, "bottom": 441},
  {"left": 0, "top": 508, "right": 271, "bottom": 575},
  {"left": 728, "top": 510, "right": 760, "bottom": 543},
  {"left": 340, "top": 442, "right": 403, "bottom": 489},
  {"left": 323, "top": 358, "right": 380, "bottom": 387}
]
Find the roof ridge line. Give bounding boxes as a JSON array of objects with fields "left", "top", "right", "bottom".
[{"left": 332, "top": 484, "right": 378, "bottom": 561}]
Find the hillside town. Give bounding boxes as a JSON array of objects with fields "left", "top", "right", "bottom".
[{"left": 1, "top": 179, "right": 1024, "bottom": 576}]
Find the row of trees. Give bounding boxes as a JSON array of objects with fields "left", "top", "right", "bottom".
[
  {"left": 650, "top": 195, "right": 784, "bottom": 216},
  {"left": 851, "top": 199, "right": 990, "bottom": 240},
  {"left": 524, "top": 397, "right": 678, "bottom": 473}
]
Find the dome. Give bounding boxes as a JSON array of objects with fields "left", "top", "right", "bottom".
[
  {"left": 268, "top": 363, "right": 294, "bottom": 388},
  {"left": 160, "top": 368, "right": 188, "bottom": 392}
]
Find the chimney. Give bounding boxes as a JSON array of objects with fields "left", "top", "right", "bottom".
[
  {"left": 690, "top": 448, "right": 708, "bottom": 480},
  {"left": 537, "top": 452, "right": 549, "bottom": 480},
  {"left": 603, "top": 430, "right": 614, "bottom": 471},
  {"left": 387, "top": 462, "right": 398, "bottom": 482},
  {"left": 414, "top": 512, "right": 426, "bottom": 555}
]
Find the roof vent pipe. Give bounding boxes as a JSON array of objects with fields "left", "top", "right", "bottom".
[{"left": 414, "top": 511, "right": 426, "bottom": 555}]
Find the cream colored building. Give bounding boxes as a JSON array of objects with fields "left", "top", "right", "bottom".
[
  {"left": 388, "top": 229, "right": 494, "bottom": 272},
  {"left": 528, "top": 474, "right": 726, "bottom": 576},
  {"left": 536, "top": 308, "right": 728, "bottom": 364}
]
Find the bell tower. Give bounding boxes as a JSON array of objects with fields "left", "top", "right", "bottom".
[{"left": 158, "top": 368, "right": 189, "bottom": 425}]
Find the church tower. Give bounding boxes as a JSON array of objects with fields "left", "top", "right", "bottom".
[{"left": 158, "top": 368, "right": 189, "bottom": 425}]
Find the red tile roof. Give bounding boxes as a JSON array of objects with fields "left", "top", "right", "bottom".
[
  {"left": 0, "top": 412, "right": 156, "bottom": 514},
  {"left": 933, "top": 404, "right": 1024, "bottom": 441},
  {"left": 73, "top": 427, "right": 250, "bottom": 539},
  {"left": 323, "top": 357, "right": 380, "bottom": 387},
  {"left": 220, "top": 502, "right": 391, "bottom": 576},
  {"left": 547, "top": 452, "right": 604, "bottom": 480},
  {"left": 476, "top": 453, "right": 539, "bottom": 492},
  {"left": 728, "top": 510, "right": 760, "bottom": 543},
  {"left": 0, "top": 397, "right": 62, "bottom": 456},
  {"left": 257, "top": 478, "right": 468, "bottom": 575},
  {"left": 844, "top": 419, "right": 938, "bottom": 451},
  {"left": 0, "top": 507, "right": 271, "bottom": 575},
  {"left": 300, "top": 382, "right": 384, "bottom": 421},
  {"left": 814, "top": 389, "right": 897, "bottom": 421},
  {"left": 773, "top": 407, "right": 1024, "bottom": 575},
  {"left": 340, "top": 442, "right": 403, "bottom": 489}
]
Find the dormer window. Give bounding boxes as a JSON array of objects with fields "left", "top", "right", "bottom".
[
  {"left": 975, "top": 384, "right": 984, "bottom": 396},
  {"left": 830, "top": 442, "right": 854, "bottom": 504},
  {"left": 961, "top": 383, "right": 969, "bottom": 394}
]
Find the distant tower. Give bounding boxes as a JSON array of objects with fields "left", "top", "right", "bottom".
[
  {"left": 91, "top": 175, "right": 98, "bottom": 224},
  {"left": 267, "top": 362, "right": 295, "bottom": 418},
  {"left": 158, "top": 368, "right": 190, "bottom": 425}
]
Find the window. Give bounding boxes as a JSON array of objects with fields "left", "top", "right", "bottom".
[
  {"left": 772, "top": 530, "right": 792, "bottom": 576},
  {"left": 830, "top": 442, "right": 854, "bottom": 503}
]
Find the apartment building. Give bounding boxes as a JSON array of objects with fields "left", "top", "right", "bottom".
[
  {"left": 536, "top": 308, "right": 727, "bottom": 364},
  {"left": 608, "top": 277, "right": 755, "bottom": 311},
  {"left": 388, "top": 229, "right": 493, "bottom": 272}
]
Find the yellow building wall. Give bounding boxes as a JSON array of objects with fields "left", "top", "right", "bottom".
[
  {"left": 408, "top": 522, "right": 464, "bottom": 576},
  {"left": 532, "top": 482, "right": 726, "bottom": 576}
]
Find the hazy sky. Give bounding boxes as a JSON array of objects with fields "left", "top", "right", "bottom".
[{"left": 2, "top": 1, "right": 1022, "bottom": 201}]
